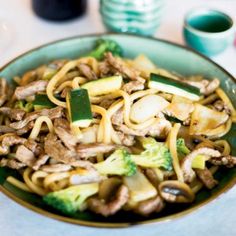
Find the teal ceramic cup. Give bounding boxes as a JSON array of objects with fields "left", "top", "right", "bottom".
[{"left": 183, "top": 8, "right": 235, "bottom": 56}]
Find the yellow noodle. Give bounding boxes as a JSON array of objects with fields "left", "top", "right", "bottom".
[
  {"left": 43, "top": 172, "right": 70, "bottom": 190},
  {"left": 71, "top": 76, "right": 87, "bottom": 89},
  {"left": 153, "top": 168, "right": 164, "bottom": 182},
  {"left": 78, "top": 57, "right": 99, "bottom": 74},
  {"left": 29, "top": 116, "right": 54, "bottom": 140},
  {"left": 214, "top": 140, "right": 231, "bottom": 155},
  {"left": 6, "top": 176, "right": 33, "bottom": 192},
  {"left": 60, "top": 71, "right": 80, "bottom": 83},
  {"left": 23, "top": 168, "right": 47, "bottom": 196},
  {"left": 111, "top": 127, "right": 122, "bottom": 145},
  {"left": 199, "top": 93, "right": 218, "bottom": 105},
  {"left": 208, "top": 118, "right": 232, "bottom": 138},
  {"left": 216, "top": 88, "right": 236, "bottom": 122},
  {"left": 169, "top": 123, "right": 184, "bottom": 182},
  {"left": 54, "top": 81, "right": 72, "bottom": 93},
  {"left": 31, "top": 171, "right": 48, "bottom": 187}
]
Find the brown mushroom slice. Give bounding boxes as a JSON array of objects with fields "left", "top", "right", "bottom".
[{"left": 159, "top": 180, "right": 195, "bottom": 203}]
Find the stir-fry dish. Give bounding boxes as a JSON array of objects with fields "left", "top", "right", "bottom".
[{"left": 1, "top": 39, "right": 236, "bottom": 217}]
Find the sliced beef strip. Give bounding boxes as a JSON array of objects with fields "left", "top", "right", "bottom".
[
  {"left": 181, "top": 147, "right": 221, "bottom": 183},
  {"left": 32, "top": 154, "right": 50, "bottom": 170},
  {"left": 14, "top": 80, "right": 48, "bottom": 100},
  {"left": 76, "top": 143, "right": 117, "bottom": 158},
  {"left": 54, "top": 118, "right": 80, "bottom": 149},
  {"left": 15, "top": 145, "right": 36, "bottom": 167},
  {"left": 98, "top": 61, "right": 113, "bottom": 77},
  {"left": 0, "top": 78, "right": 8, "bottom": 107},
  {"left": 0, "top": 107, "right": 26, "bottom": 121},
  {"left": 134, "top": 195, "right": 165, "bottom": 216},
  {"left": 0, "top": 158, "right": 26, "bottom": 169},
  {"left": 105, "top": 52, "right": 145, "bottom": 83},
  {"left": 87, "top": 184, "right": 129, "bottom": 217},
  {"left": 111, "top": 108, "right": 124, "bottom": 126},
  {"left": 122, "top": 80, "right": 145, "bottom": 94},
  {"left": 0, "top": 134, "right": 26, "bottom": 155},
  {"left": 0, "top": 125, "right": 16, "bottom": 134},
  {"left": 44, "top": 133, "right": 81, "bottom": 164},
  {"left": 16, "top": 121, "right": 34, "bottom": 135},
  {"left": 195, "top": 168, "right": 218, "bottom": 189},
  {"left": 40, "top": 163, "right": 72, "bottom": 173},
  {"left": 10, "top": 106, "right": 63, "bottom": 130},
  {"left": 213, "top": 100, "right": 231, "bottom": 115},
  {"left": 24, "top": 139, "right": 44, "bottom": 156},
  {"left": 209, "top": 155, "right": 236, "bottom": 168},
  {"left": 77, "top": 63, "right": 97, "bottom": 81},
  {"left": 116, "top": 131, "right": 135, "bottom": 146}
]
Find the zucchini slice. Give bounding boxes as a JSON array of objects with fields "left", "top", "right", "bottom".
[
  {"left": 33, "top": 94, "right": 56, "bottom": 110},
  {"left": 148, "top": 73, "right": 201, "bottom": 101},
  {"left": 81, "top": 75, "right": 122, "bottom": 96},
  {"left": 66, "top": 89, "right": 93, "bottom": 128}
]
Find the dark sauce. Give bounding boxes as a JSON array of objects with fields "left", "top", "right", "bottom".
[{"left": 32, "top": 0, "right": 87, "bottom": 21}]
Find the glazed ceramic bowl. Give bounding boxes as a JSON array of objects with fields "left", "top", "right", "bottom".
[
  {"left": 183, "top": 8, "right": 235, "bottom": 56},
  {"left": 0, "top": 34, "right": 236, "bottom": 227}
]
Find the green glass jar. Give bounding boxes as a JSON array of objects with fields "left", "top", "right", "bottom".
[{"left": 100, "top": 0, "right": 165, "bottom": 36}]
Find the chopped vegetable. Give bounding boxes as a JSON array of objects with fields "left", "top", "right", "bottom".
[
  {"left": 124, "top": 169, "right": 157, "bottom": 207},
  {"left": 94, "top": 149, "right": 137, "bottom": 176},
  {"left": 192, "top": 155, "right": 206, "bottom": 169},
  {"left": 14, "top": 100, "right": 34, "bottom": 112},
  {"left": 88, "top": 39, "right": 122, "bottom": 60},
  {"left": 190, "top": 104, "right": 229, "bottom": 135},
  {"left": 66, "top": 89, "right": 93, "bottom": 128},
  {"left": 131, "top": 137, "right": 172, "bottom": 171},
  {"left": 176, "top": 138, "right": 190, "bottom": 159},
  {"left": 43, "top": 183, "right": 99, "bottom": 214},
  {"left": 148, "top": 73, "right": 201, "bottom": 101},
  {"left": 130, "top": 94, "right": 169, "bottom": 123},
  {"left": 81, "top": 75, "right": 122, "bottom": 96},
  {"left": 33, "top": 94, "right": 56, "bottom": 110}
]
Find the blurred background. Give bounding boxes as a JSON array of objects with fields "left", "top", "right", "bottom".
[{"left": 0, "top": 0, "right": 235, "bottom": 74}]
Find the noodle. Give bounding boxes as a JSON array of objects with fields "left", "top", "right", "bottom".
[{"left": 6, "top": 176, "right": 33, "bottom": 192}]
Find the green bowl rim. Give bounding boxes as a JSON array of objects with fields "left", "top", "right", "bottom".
[{"left": 0, "top": 33, "right": 236, "bottom": 228}]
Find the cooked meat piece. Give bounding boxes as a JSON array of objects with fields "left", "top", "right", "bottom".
[
  {"left": 76, "top": 143, "right": 117, "bottom": 158},
  {"left": 10, "top": 106, "right": 63, "bottom": 129},
  {"left": 186, "top": 78, "right": 220, "bottom": 95},
  {"left": 209, "top": 155, "right": 236, "bottom": 168},
  {"left": 0, "top": 134, "right": 26, "bottom": 155},
  {"left": 0, "top": 125, "right": 16, "bottom": 134},
  {"left": 99, "top": 99, "right": 116, "bottom": 109},
  {"left": 14, "top": 80, "right": 48, "bottom": 100},
  {"left": 16, "top": 121, "right": 34, "bottom": 135},
  {"left": 24, "top": 139, "right": 43, "bottom": 156},
  {"left": 105, "top": 52, "right": 145, "bottom": 83},
  {"left": 122, "top": 80, "right": 145, "bottom": 94},
  {"left": 70, "top": 168, "right": 103, "bottom": 185},
  {"left": 0, "top": 107, "right": 26, "bottom": 121},
  {"left": 98, "top": 61, "right": 112, "bottom": 77},
  {"left": 60, "top": 87, "right": 70, "bottom": 98},
  {"left": 111, "top": 108, "right": 124, "bottom": 126},
  {"left": 195, "top": 168, "right": 218, "bottom": 189},
  {"left": 213, "top": 100, "right": 231, "bottom": 115},
  {"left": 0, "top": 158, "right": 26, "bottom": 169},
  {"left": 15, "top": 145, "right": 36, "bottom": 167},
  {"left": 54, "top": 118, "right": 80, "bottom": 149},
  {"left": 69, "top": 160, "right": 94, "bottom": 169},
  {"left": 87, "top": 184, "right": 129, "bottom": 217},
  {"left": 40, "top": 163, "right": 72, "bottom": 172},
  {"left": 115, "top": 118, "right": 171, "bottom": 138},
  {"left": 0, "top": 78, "right": 8, "bottom": 106},
  {"left": 32, "top": 154, "right": 50, "bottom": 170},
  {"left": 44, "top": 133, "right": 80, "bottom": 164},
  {"left": 116, "top": 131, "right": 135, "bottom": 146},
  {"left": 134, "top": 195, "right": 165, "bottom": 216},
  {"left": 181, "top": 147, "right": 221, "bottom": 183},
  {"left": 78, "top": 63, "right": 97, "bottom": 80}
]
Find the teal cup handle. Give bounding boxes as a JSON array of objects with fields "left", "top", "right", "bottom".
[{"left": 183, "top": 8, "right": 235, "bottom": 56}]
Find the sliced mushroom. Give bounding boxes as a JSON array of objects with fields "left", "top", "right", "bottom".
[{"left": 159, "top": 180, "right": 195, "bottom": 203}]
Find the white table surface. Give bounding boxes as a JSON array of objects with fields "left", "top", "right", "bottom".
[{"left": 0, "top": 0, "right": 236, "bottom": 235}]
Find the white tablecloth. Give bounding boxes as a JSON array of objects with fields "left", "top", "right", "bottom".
[{"left": 0, "top": 1, "right": 236, "bottom": 235}]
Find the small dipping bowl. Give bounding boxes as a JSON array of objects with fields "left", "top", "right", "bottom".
[{"left": 183, "top": 8, "right": 235, "bottom": 56}]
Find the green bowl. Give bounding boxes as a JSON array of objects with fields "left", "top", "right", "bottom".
[
  {"left": 0, "top": 33, "right": 236, "bottom": 228},
  {"left": 183, "top": 8, "right": 235, "bottom": 56}
]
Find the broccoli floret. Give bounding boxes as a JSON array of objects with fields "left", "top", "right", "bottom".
[
  {"left": 88, "top": 39, "right": 122, "bottom": 60},
  {"left": 131, "top": 137, "right": 172, "bottom": 171},
  {"left": 14, "top": 100, "right": 34, "bottom": 112},
  {"left": 176, "top": 138, "right": 190, "bottom": 159},
  {"left": 43, "top": 183, "right": 98, "bottom": 215},
  {"left": 94, "top": 149, "right": 136, "bottom": 176}
]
